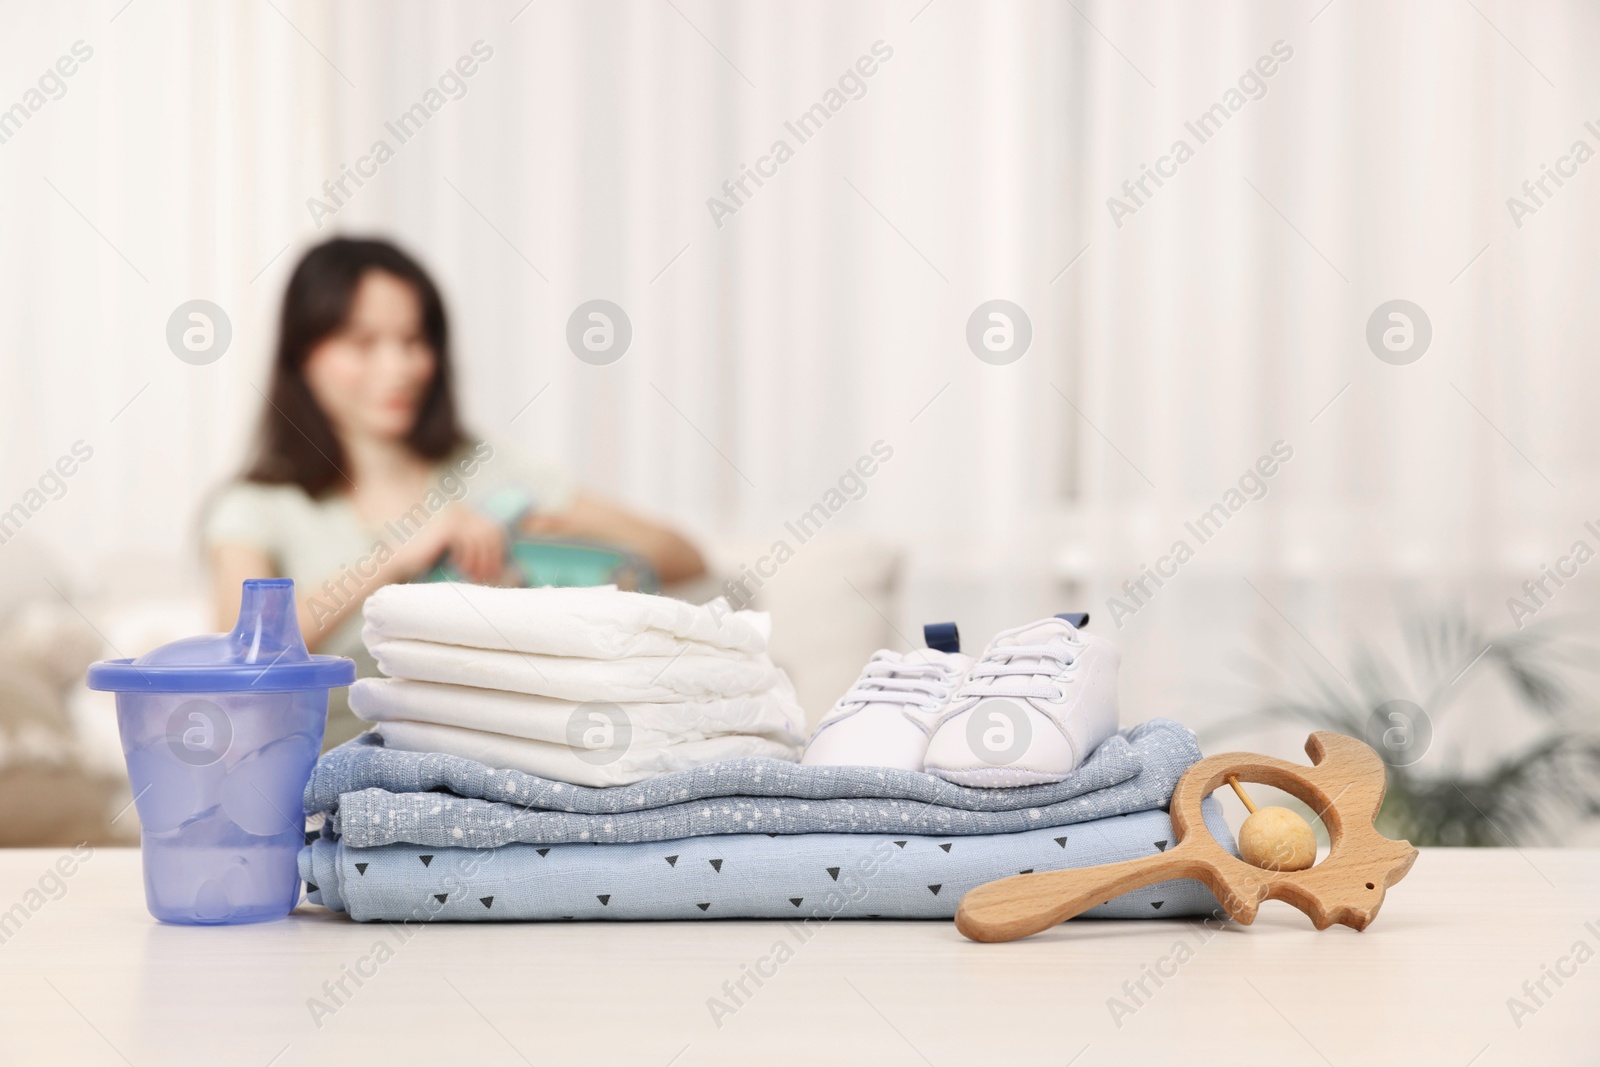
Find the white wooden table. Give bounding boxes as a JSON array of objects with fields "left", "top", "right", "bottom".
[{"left": 0, "top": 847, "right": 1593, "bottom": 1065}]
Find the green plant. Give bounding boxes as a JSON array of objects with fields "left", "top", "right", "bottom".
[{"left": 1213, "top": 609, "right": 1600, "bottom": 847}]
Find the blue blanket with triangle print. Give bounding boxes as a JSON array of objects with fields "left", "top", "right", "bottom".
[{"left": 300, "top": 800, "right": 1233, "bottom": 921}]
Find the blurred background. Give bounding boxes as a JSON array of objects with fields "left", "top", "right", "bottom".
[{"left": 2, "top": 0, "right": 1598, "bottom": 846}]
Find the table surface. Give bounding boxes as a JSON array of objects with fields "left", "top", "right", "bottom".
[{"left": 0, "top": 847, "right": 1594, "bottom": 1066}]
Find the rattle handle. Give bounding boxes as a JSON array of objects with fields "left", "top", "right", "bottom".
[{"left": 955, "top": 852, "right": 1190, "bottom": 943}]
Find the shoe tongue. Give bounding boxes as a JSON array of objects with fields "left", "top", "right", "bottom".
[
  {"left": 908, "top": 648, "right": 971, "bottom": 673},
  {"left": 992, "top": 616, "right": 1078, "bottom": 649},
  {"left": 850, "top": 648, "right": 966, "bottom": 707},
  {"left": 873, "top": 647, "right": 965, "bottom": 672}
]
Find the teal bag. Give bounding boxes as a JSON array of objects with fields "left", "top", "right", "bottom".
[{"left": 422, "top": 537, "right": 659, "bottom": 592}]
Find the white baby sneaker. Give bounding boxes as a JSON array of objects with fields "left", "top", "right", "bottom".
[
  {"left": 923, "top": 613, "right": 1119, "bottom": 787},
  {"left": 802, "top": 624, "right": 973, "bottom": 772}
]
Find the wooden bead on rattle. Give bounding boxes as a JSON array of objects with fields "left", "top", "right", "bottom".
[{"left": 1228, "top": 774, "right": 1316, "bottom": 872}]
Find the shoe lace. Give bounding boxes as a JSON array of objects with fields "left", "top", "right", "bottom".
[
  {"left": 839, "top": 651, "right": 960, "bottom": 710},
  {"left": 957, "top": 639, "right": 1079, "bottom": 702}
]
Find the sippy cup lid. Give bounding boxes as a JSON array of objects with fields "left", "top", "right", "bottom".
[{"left": 86, "top": 579, "right": 356, "bottom": 693}]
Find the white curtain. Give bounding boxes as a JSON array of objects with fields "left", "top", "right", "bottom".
[
  {"left": 1064, "top": 1, "right": 1600, "bottom": 737},
  {"left": 3, "top": 0, "right": 1596, "bottom": 736}
]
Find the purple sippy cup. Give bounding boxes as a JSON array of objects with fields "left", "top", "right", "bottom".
[{"left": 87, "top": 579, "right": 354, "bottom": 924}]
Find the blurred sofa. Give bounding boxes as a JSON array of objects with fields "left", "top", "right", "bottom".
[{"left": 0, "top": 541, "right": 135, "bottom": 846}]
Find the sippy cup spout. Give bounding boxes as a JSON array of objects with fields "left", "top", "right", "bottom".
[{"left": 229, "top": 578, "right": 310, "bottom": 664}]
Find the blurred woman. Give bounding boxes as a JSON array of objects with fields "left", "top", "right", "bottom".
[{"left": 204, "top": 237, "right": 704, "bottom": 745}]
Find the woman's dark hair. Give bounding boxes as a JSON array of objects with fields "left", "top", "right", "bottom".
[{"left": 245, "top": 237, "right": 465, "bottom": 497}]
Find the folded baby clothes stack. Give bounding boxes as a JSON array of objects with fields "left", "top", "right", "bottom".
[
  {"left": 304, "top": 600, "right": 1236, "bottom": 926},
  {"left": 299, "top": 719, "right": 1237, "bottom": 922},
  {"left": 350, "top": 583, "right": 807, "bottom": 787}
]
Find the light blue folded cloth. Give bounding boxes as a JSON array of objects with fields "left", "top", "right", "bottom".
[
  {"left": 307, "top": 720, "right": 1182, "bottom": 815},
  {"left": 311, "top": 719, "right": 1201, "bottom": 848},
  {"left": 301, "top": 799, "right": 1234, "bottom": 922}
]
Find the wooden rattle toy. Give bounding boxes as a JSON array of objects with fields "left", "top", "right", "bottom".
[{"left": 955, "top": 732, "right": 1418, "bottom": 943}]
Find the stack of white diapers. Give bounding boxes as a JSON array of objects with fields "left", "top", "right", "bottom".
[{"left": 350, "top": 583, "right": 807, "bottom": 786}]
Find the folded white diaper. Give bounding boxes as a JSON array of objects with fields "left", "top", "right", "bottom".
[
  {"left": 357, "top": 583, "right": 807, "bottom": 784},
  {"left": 372, "top": 718, "right": 803, "bottom": 787},
  {"left": 362, "top": 582, "right": 769, "bottom": 659},
  {"left": 363, "top": 633, "right": 786, "bottom": 702},
  {"left": 349, "top": 676, "right": 806, "bottom": 745}
]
